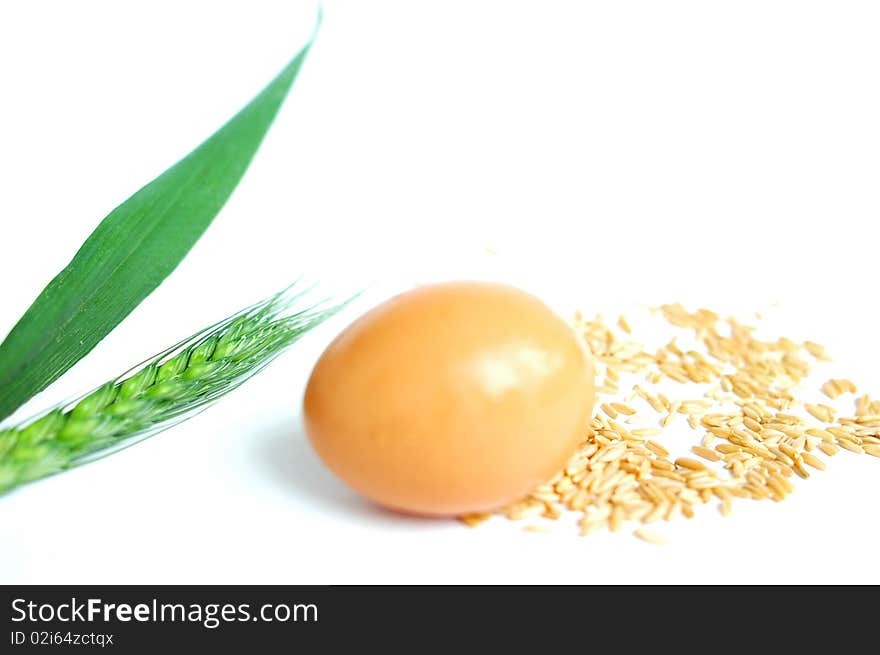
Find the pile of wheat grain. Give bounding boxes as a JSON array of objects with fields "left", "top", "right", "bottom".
[{"left": 460, "top": 304, "right": 880, "bottom": 542}]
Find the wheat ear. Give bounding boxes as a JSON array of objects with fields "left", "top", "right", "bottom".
[{"left": 0, "top": 284, "right": 345, "bottom": 494}]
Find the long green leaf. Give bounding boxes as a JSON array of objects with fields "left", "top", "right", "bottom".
[{"left": 0, "top": 18, "right": 318, "bottom": 422}]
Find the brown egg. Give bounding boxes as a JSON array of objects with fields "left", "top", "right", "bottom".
[{"left": 303, "top": 281, "right": 595, "bottom": 516}]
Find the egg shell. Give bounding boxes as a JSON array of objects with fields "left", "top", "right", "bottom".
[{"left": 303, "top": 281, "right": 595, "bottom": 516}]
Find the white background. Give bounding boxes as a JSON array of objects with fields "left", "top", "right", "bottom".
[{"left": 1, "top": 0, "right": 879, "bottom": 583}]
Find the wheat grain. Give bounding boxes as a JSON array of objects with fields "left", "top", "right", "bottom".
[
  {"left": 634, "top": 527, "right": 666, "bottom": 544},
  {"left": 836, "top": 440, "right": 864, "bottom": 454},
  {"left": 675, "top": 457, "right": 707, "bottom": 471},
  {"left": 460, "top": 513, "right": 491, "bottom": 527},
  {"left": 818, "top": 442, "right": 839, "bottom": 456},
  {"left": 691, "top": 445, "right": 722, "bottom": 462},
  {"left": 473, "top": 303, "right": 880, "bottom": 541},
  {"left": 611, "top": 402, "right": 636, "bottom": 416},
  {"left": 644, "top": 440, "right": 669, "bottom": 458},
  {"left": 805, "top": 403, "right": 835, "bottom": 422},
  {"left": 803, "top": 341, "right": 831, "bottom": 361},
  {"left": 524, "top": 524, "right": 551, "bottom": 533}
]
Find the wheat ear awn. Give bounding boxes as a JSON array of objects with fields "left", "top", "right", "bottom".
[{"left": 0, "top": 283, "right": 346, "bottom": 494}]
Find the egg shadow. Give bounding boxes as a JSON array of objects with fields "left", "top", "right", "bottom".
[{"left": 257, "top": 418, "right": 449, "bottom": 531}]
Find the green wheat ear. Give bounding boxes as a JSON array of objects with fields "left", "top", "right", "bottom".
[{"left": 0, "top": 283, "right": 349, "bottom": 495}]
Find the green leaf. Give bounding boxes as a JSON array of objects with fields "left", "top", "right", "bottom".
[{"left": 0, "top": 16, "right": 319, "bottom": 422}]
